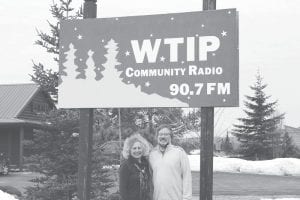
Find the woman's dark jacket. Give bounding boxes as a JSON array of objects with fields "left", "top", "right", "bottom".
[{"left": 119, "top": 156, "right": 153, "bottom": 200}]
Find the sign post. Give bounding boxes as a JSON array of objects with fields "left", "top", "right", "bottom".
[
  {"left": 201, "top": 1, "right": 216, "bottom": 200},
  {"left": 78, "top": 1, "right": 97, "bottom": 200}
]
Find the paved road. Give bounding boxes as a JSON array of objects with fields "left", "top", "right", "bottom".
[
  {"left": 192, "top": 196, "right": 300, "bottom": 200},
  {"left": 192, "top": 172, "right": 300, "bottom": 196},
  {"left": 0, "top": 172, "right": 40, "bottom": 193},
  {"left": 1, "top": 171, "right": 300, "bottom": 199}
]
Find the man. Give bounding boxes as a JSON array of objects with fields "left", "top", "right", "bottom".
[{"left": 149, "top": 124, "right": 192, "bottom": 200}]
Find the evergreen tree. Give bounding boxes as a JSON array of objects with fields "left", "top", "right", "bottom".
[
  {"left": 184, "top": 108, "right": 201, "bottom": 131},
  {"left": 220, "top": 132, "right": 233, "bottom": 154},
  {"left": 24, "top": 109, "right": 114, "bottom": 200},
  {"left": 233, "top": 72, "right": 284, "bottom": 160},
  {"left": 24, "top": 109, "right": 80, "bottom": 200},
  {"left": 30, "top": 0, "right": 82, "bottom": 102}
]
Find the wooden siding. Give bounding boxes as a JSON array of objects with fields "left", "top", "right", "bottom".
[{"left": 18, "top": 91, "right": 51, "bottom": 121}]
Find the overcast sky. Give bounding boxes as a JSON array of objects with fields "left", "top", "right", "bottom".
[{"left": 1, "top": 0, "right": 300, "bottom": 134}]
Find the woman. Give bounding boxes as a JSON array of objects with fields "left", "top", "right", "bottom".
[{"left": 119, "top": 134, "right": 153, "bottom": 200}]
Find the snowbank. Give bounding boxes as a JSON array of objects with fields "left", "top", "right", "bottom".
[
  {"left": 0, "top": 190, "right": 18, "bottom": 200},
  {"left": 188, "top": 155, "right": 300, "bottom": 176}
]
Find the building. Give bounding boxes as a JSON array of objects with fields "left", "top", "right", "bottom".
[
  {"left": 284, "top": 125, "right": 300, "bottom": 149},
  {"left": 0, "top": 83, "right": 55, "bottom": 170}
]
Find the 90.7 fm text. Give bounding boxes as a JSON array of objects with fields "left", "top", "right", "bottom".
[{"left": 169, "top": 83, "right": 230, "bottom": 96}]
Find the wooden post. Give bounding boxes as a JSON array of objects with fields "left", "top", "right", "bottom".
[
  {"left": 83, "top": 0, "right": 97, "bottom": 18},
  {"left": 19, "top": 126, "right": 24, "bottom": 171},
  {"left": 203, "top": 0, "right": 216, "bottom": 10},
  {"left": 78, "top": 109, "right": 94, "bottom": 200},
  {"left": 78, "top": 1, "right": 97, "bottom": 200},
  {"left": 201, "top": 2, "right": 216, "bottom": 200},
  {"left": 118, "top": 108, "right": 122, "bottom": 163},
  {"left": 200, "top": 107, "right": 214, "bottom": 200},
  {"left": 8, "top": 131, "right": 12, "bottom": 166}
]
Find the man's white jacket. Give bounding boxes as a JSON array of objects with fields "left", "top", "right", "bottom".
[{"left": 149, "top": 144, "right": 192, "bottom": 200}]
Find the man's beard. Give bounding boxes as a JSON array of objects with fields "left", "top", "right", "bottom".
[{"left": 158, "top": 140, "right": 169, "bottom": 148}]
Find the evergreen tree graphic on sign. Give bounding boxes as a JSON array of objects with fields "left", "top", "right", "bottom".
[
  {"left": 61, "top": 43, "right": 78, "bottom": 82},
  {"left": 91, "top": 38, "right": 188, "bottom": 108},
  {"left": 85, "top": 50, "right": 97, "bottom": 81}
]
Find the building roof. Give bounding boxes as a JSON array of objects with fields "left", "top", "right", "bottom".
[
  {"left": 285, "top": 125, "right": 300, "bottom": 133},
  {"left": 0, "top": 83, "right": 41, "bottom": 119}
]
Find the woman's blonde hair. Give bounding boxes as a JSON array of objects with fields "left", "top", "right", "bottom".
[{"left": 122, "top": 133, "right": 152, "bottom": 159}]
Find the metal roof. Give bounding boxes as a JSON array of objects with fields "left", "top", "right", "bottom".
[{"left": 0, "top": 83, "right": 40, "bottom": 119}]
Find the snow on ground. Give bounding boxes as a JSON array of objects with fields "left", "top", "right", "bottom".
[
  {"left": 188, "top": 155, "right": 300, "bottom": 176},
  {"left": 0, "top": 190, "right": 18, "bottom": 200}
]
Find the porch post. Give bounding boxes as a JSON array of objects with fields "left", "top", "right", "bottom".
[{"left": 19, "top": 126, "right": 24, "bottom": 171}]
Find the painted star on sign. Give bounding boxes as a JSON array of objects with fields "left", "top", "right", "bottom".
[
  {"left": 221, "top": 31, "right": 227, "bottom": 37},
  {"left": 145, "top": 81, "right": 151, "bottom": 87},
  {"left": 125, "top": 51, "right": 130, "bottom": 56},
  {"left": 77, "top": 34, "right": 83, "bottom": 39},
  {"left": 160, "top": 56, "right": 166, "bottom": 62}
]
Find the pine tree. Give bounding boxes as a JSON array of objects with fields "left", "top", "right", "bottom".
[
  {"left": 24, "top": 109, "right": 80, "bottom": 200},
  {"left": 221, "top": 132, "right": 233, "bottom": 154},
  {"left": 24, "top": 109, "right": 115, "bottom": 200},
  {"left": 233, "top": 72, "right": 284, "bottom": 160},
  {"left": 30, "top": 0, "right": 82, "bottom": 102},
  {"left": 184, "top": 108, "right": 201, "bottom": 131}
]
